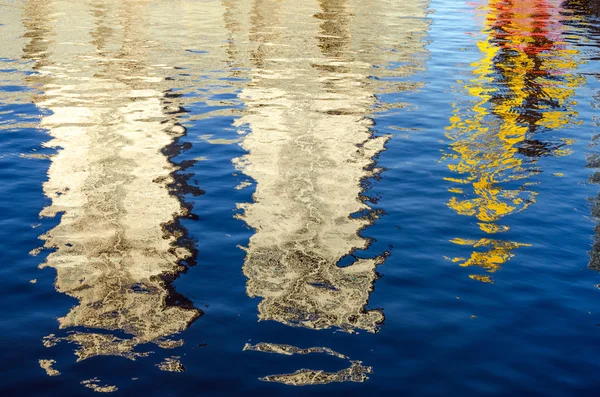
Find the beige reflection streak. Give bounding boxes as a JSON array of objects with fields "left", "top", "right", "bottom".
[
  {"left": 22, "top": 0, "right": 203, "bottom": 368},
  {"left": 229, "top": 0, "right": 429, "bottom": 384}
]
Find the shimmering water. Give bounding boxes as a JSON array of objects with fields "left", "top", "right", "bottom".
[{"left": 1, "top": 0, "right": 600, "bottom": 395}]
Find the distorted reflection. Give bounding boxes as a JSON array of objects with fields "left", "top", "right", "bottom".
[
  {"left": 231, "top": 0, "right": 429, "bottom": 383},
  {"left": 444, "top": 0, "right": 583, "bottom": 282},
  {"left": 24, "top": 0, "right": 202, "bottom": 371},
  {"left": 573, "top": 0, "right": 600, "bottom": 269},
  {"left": 587, "top": 88, "right": 600, "bottom": 269},
  {"left": 243, "top": 343, "right": 372, "bottom": 385}
]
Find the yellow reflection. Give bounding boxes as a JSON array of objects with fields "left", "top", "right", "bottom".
[
  {"left": 229, "top": 0, "right": 429, "bottom": 384},
  {"left": 445, "top": 0, "right": 583, "bottom": 281}
]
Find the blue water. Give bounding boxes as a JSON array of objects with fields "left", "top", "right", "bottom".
[{"left": 2, "top": 0, "right": 600, "bottom": 395}]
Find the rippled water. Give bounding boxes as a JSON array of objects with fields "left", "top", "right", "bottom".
[{"left": 1, "top": 0, "right": 600, "bottom": 395}]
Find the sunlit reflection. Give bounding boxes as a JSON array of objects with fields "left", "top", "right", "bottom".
[
  {"left": 243, "top": 342, "right": 373, "bottom": 385},
  {"left": 21, "top": 0, "right": 208, "bottom": 376},
  {"left": 444, "top": 0, "right": 583, "bottom": 282},
  {"left": 230, "top": 0, "right": 429, "bottom": 383}
]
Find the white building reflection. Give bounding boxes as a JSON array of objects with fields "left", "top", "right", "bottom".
[
  {"left": 20, "top": 0, "right": 233, "bottom": 371},
  {"left": 229, "top": 0, "right": 430, "bottom": 384}
]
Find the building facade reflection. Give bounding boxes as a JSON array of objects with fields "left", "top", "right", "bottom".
[
  {"left": 444, "top": 0, "right": 583, "bottom": 282},
  {"left": 230, "top": 0, "right": 430, "bottom": 384},
  {"left": 22, "top": 0, "right": 207, "bottom": 376}
]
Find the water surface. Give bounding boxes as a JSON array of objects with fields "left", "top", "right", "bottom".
[{"left": 1, "top": 0, "right": 600, "bottom": 395}]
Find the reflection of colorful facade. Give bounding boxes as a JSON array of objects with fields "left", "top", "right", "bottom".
[{"left": 445, "top": 0, "right": 583, "bottom": 282}]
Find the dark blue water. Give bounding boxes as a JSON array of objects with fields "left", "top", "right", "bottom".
[{"left": 2, "top": 0, "right": 600, "bottom": 395}]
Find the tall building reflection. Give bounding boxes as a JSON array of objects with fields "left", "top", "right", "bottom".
[
  {"left": 444, "top": 0, "right": 583, "bottom": 282},
  {"left": 23, "top": 0, "right": 203, "bottom": 369},
  {"left": 230, "top": 0, "right": 430, "bottom": 384}
]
